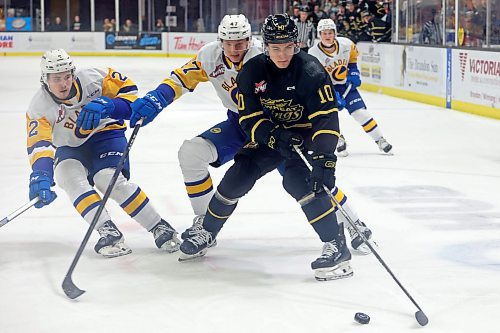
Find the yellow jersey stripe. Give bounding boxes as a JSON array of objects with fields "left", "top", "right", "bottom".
[
  {"left": 308, "top": 108, "right": 338, "bottom": 120},
  {"left": 251, "top": 118, "right": 271, "bottom": 142},
  {"left": 312, "top": 130, "right": 340, "bottom": 141},
  {"left": 163, "top": 78, "right": 184, "bottom": 100},
  {"left": 239, "top": 111, "right": 264, "bottom": 124},
  {"left": 29, "top": 150, "right": 55, "bottom": 166},
  {"left": 284, "top": 123, "right": 312, "bottom": 129}
]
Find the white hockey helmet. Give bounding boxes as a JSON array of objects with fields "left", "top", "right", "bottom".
[
  {"left": 218, "top": 14, "right": 251, "bottom": 41},
  {"left": 40, "top": 49, "right": 75, "bottom": 84},
  {"left": 317, "top": 18, "right": 337, "bottom": 37}
]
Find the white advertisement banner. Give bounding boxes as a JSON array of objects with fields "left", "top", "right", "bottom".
[
  {"left": 358, "top": 42, "right": 446, "bottom": 98},
  {"left": 0, "top": 32, "right": 105, "bottom": 52},
  {"left": 0, "top": 32, "right": 218, "bottom": 56},
  {"left": 166, "top": 33, "right": 217, "bottom": 55},
  {"left": 452, "top": 49, "right": 500, "bottom": 109},
  {"left": 402, "top": 46, "right": 447, "bottom": 97}
]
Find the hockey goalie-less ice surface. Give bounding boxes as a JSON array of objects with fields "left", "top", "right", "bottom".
[{"left": 1, "top": 56, "right": 499, "bottom": 333}]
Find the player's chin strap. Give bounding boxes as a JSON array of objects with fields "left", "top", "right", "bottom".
[{"left": 293, "top": 145, "right": 429, "bottom": 327}]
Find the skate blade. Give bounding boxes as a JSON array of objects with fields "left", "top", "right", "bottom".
[
  {"left": 99, "top": 243, "right": 132, "bottom": 258},
  {"left": 380, "top": 149, "right": 394, "bottom": 156},
  {"left": 337, "top": 150, "right": 348, "bottom": 157},
  {"left": 178, "top": 249, "right": 208, "bottom": 262},
  {"left": 314, "top": 261, "right": 354, "bottom": 281},
  {"left": 352, "top": 240, "right": 378, "bottom": 255},
  {"left": 159, "top": 237, "right": 181, "bottom": 253}
]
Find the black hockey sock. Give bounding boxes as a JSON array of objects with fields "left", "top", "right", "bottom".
[
  {"left": 302, "top": 196, "right": 339, "bottom": 242},
  {"left": 203, "top": 191, "right": 238, "bottom": 235}
]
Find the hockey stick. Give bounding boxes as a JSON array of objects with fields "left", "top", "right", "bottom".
[
  {"left": 62, "top": 119, "right": 144, "bottom": 300},
  {"left": 293, "top": 145, "right": 429, "bottom": 326},
  {"left": 0, "top": 197, "right": 40, "bottom": 228},
  {"left": 342, "top": 83, "right": 352, "bottom": 99}
]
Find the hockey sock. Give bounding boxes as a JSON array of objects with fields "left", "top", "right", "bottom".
[{"left": 203, "top": 191, "right": 238, "bottom": 235}]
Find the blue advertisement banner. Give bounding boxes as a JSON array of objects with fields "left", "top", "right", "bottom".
[
  {"left": 6, "top": 17, "right": 32, "bottom": 31},
  {"left": 105, "top": 32, "right": 162, "bottom": 50}
]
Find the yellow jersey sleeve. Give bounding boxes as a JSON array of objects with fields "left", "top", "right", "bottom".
[
  {"left": 161, "top": 57, "right": 209, "bottom": 100},
  {"left": 348, "top": 43, "right": 358, "bottom": 64},
  {"left": 101, "top": 67, "right": 138, "bottom": 103},
  {"left": 26, "top": 113, "right": 55, "bottom": 174}
]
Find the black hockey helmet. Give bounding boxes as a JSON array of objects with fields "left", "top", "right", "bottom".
[{"left": 261, "top": 14, "right": 298, "bottom": 44}]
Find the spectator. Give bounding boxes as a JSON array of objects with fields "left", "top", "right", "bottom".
[
  {"left": 72, "top": 15, "right": 81, "bottom": 31},
  {"left": 47, "top": 16, "right": 65, "bottom": 32},
  {"left": 291, "top": 6, "right": 301, "bottom": 20},
  {"left": 419, "top": 8, "right": 442, "bottom": 45},
  {"left": 155, "top": 18, "right": 165, "bottom": 32},
  {"left": 103, "top": 18, "right": 114, "bottom": 32},
  {"left": 312, "top": 4, "right": 328, "bottom": 27},
  {"left": 122, "top": 18, "right": 137, "bottom": 33}
]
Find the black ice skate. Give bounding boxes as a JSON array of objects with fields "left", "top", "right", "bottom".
[
  {"left": 346, "top": 220, "right": 374, "bottom": 255},
  {"left": 311, "top": 231, "right": 353, "bottom": 281},
  {"left": 151, "top": 219, "right": 180, "bottom": 253},
  {"left": 336, "top": 134, "right": 348, "bottom": 157},
  {"left": 376, "top": 137, "right": 393, "bottom": 154},
  {"left": 181, "top": 215, "right": 217, "bottom": 247},
  {"left": 94, "top": 221, "right": 132, "bottom": 258},
  {"left": 178, "top": 227, "right": 216, "bottom": 261}
]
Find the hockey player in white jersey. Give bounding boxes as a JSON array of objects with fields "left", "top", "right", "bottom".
[
  {"left": 129, "top": 15, "right": 373, "bottom": 254},
  {"left": 309, "top": 19, "right": 393, "bottom": 156},
  {"left": 26, "top": 49, "right": 180, "bottom": 258}
]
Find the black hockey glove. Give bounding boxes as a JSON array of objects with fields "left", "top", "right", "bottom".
[
  {"left": 310, "top": 153, "right": 337, "bottom": 196},
  {"left": 267, "top": 126, "right": 304, "bottom": 158}
]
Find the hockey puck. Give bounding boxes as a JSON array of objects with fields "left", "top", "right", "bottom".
[{"left": 354, "top": 312, "right": 370, "bottom": 324}]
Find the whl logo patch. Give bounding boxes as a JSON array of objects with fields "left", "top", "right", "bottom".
[
  {"left": 254, "top": 80, "right": 267, "bottom": 94},
  {"left": 459, "top": 52, "right": 468, "bottom": 81}
]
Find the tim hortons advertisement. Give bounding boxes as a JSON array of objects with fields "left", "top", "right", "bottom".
[
  {"left": 166, "top": 33, "right": 217, "bottom": 55},
  {"left": 452, "top": 49, "right": 500, "bottom": 110}
]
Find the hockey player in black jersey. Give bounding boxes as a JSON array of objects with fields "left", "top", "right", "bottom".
[{"left": 179, "top": 14, "right": 353, "bottom": 281}]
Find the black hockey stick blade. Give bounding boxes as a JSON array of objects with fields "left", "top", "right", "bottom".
[
  {"left": 62, "top": 274, "right": 85, "bottom": 299},
  {"left": 415, "top": 310, "right": 429, "bottom": 326}
]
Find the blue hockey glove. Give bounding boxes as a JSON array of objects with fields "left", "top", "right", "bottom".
[
  {"left": 335, "top": 91, "right": 346, "bottom": 110},
  {"left": 310, "top": 153, "right": 337, "bottom": 196},
  {"left": 267, "top": 126, "right": 304, "bottom": 158},
  {"left": 76, "top": 96, "right": 115, "bottom": 130},
  {"left": 130, "top": 90, "right": 170, "bottom": 127},
  {"left": 29, "top": 170, "right": 57, "bottom": 208},
  {"left": 346, "top": 69, "right": 361, "bottom": 88}
]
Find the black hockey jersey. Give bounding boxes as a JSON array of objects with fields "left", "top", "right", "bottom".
[{"left": 236, "top": 51, "right": 340, "bottom": 155}]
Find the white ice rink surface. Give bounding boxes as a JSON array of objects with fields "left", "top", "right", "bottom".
[{"left": 1, "top": 56, "right": 499, "bottom": 333}]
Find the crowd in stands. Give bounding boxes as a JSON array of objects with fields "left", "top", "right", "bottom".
[{"left": 289, "top": 0, "right": 393, "bottom": 44}]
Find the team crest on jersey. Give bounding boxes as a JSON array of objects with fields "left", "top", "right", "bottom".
[
  {"left": 254, "top": 80, "right": 267, "bottom": 94},
  {"left": 210, "top": 64, "right": 225, "bottom": 78},
  {"left": 260, "top": 98, "right": 304, "bottom": 122},
  {"left": 56, "top": 106, "right": 66, "bottom": 123}
]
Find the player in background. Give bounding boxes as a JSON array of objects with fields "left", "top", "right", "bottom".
[
  {"left": 309, "top": 18, "right": 393, "bottom": 156},
  {"left": 26, "top": 49, "right": 180, "bottom": 258},
  {"left": 129, "top": 15, "right": 373, "bottom": 254},
  {"left": 179, "top": 14, "right": 354, "bottom": 281}
]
